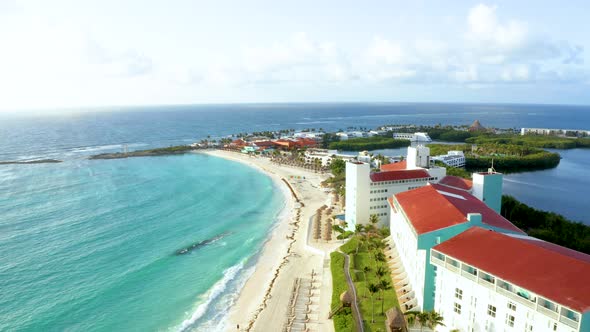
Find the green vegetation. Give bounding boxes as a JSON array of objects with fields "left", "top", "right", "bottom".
[
  {"left": 330, "top": 252, "right": 355, "bottom": 332},
  {"left": 322, "top": 133, "right": 341, "bottom": 148},
  {"left": 337, "top": 222, "right": 400, "bottom": 331},
  {"left": 323, "top": 157, "right": 346, "bottom": 197},
  {"left": 427, "top": 128, "right": 479, "bottom": 142},
  {"left": 89, "top": 145, "right": 195, "bottom": 159},
  {"left": 467, "top": 134, "right": 590, "bottom": 149},
  {"left": 501, "top": 196, "right": 590, "bottom": 254},
  {"left": 404, "top": 311, "right": 446, "bottom": 330},
  {"left": 428, "top": 143, "right": 561, "bottom": 173},
  {"left": 329, "top": 136, "right": 411, "bottom": 151}
]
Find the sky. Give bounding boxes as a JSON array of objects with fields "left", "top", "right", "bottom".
[{"left": 0, "top": 0, "right": 589, "bottom": 111}]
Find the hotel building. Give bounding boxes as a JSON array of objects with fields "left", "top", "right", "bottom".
[
  {"left": 431, "top": 227, "right": 590, "bottom": 332},
  {"left": 345, "top": 146, "right": 446, "bottom": 229},
  {"left": 385, "top": 179, "right": 525, "bottom": 313}
]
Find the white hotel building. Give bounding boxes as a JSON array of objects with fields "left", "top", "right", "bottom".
[
  {"left": 431, "top": 227, "right": 590, "bottom": 332},
  {"left": 345, "top": 146, "right": 446, "bottom": 229},
  {"left": 386, "top": 179, "right": 525, "bottom": 313},
  {"left": 383, "top": 171, "right": 590, "bottom": 331}
]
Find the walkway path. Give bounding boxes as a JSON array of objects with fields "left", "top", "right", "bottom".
[{"left": 340, "top": 251, "right": 365, "bottom": 332}]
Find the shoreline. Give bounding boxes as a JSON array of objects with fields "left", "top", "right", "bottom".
[{"left": 199, "top": 150, "right": 338, "bottom": 332}]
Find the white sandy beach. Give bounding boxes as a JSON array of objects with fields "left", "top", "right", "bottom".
[{"left": 201, "top": 150, "right": 340, "bottom": 332}]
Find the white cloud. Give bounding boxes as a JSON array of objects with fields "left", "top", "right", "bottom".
[{"left": 184, "top": 33, "right": 353, "bottom": 86}]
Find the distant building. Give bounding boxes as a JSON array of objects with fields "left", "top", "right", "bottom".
[
  {"left": 392, "top": 132, "right": 432, "bottom": 142},
  {"left": 432, "top": 150, "right": 466, "bottom": 168},
  {"left": 336, "top": 131, "right": 367, "bottom": 140},
  {"left": 303, "top": 149, "right": 354, "bottom": 166},
  {"left": 345, "top": 146, "right": 446, "bottom": 229},
  {"left": 293, "top": 132, "right": 325, "bottom": 139},
  {"left": 521, "top": 127, "right": 590, "bottom": 137}
]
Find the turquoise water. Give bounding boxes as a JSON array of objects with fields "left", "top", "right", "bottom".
[{"left": 0, "top": 154, "right": 285, "bottom": 331}]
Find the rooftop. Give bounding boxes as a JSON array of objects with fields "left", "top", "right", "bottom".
[
  {"left": 380, "top": 160, "right": 407, "bottom": 171},
  {"left": 438, "top": 175, "right": 473, "bottom": 191},
  {"left": 391, "top": 184, "right": 524, "bottom": 235},
  {"left": 370, "top": 169, "right": 430, "bottom": 182},
  {"left": 434, "top": 227, "right": 590, "bottom": 313}
]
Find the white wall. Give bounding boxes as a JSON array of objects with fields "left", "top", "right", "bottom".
[
  {"left": 345, "top": 162, "right": 370, "bottom": 230},
  {"left": 433, "top": 261, "right": 582, "bottom": 332},
  {"left": 389, "top": 204, "right": 425, "bottom": 310}
]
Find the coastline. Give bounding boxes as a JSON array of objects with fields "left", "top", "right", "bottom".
[{"left": 199, "top": 150, "right": 338, "bottom": 332}]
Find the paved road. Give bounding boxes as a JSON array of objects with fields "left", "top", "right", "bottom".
[{"left": 340, "top": 251, "right": 365, "bottom": 332}]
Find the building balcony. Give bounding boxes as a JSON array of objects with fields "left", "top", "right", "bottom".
[
  {"left": 536, "top": 305, "right": 559, "bottom": 320},
  {"left": 496, "top": 286, "right": 536, "bottom": 309},
  {"left": 559, "top": 315, "right": 580, "bottom": 329}
]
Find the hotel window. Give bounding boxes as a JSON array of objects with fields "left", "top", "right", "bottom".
[
  {"left": 487, "top": 305, "right": 496, "bottom": 317},
  {"left": 508, "top": 302, "right": 516, "bottom": 311},
  {"left": 525, "top": 323, "right": 533, "bottom": 332},
  {"left": 470, "top": 296, "right": 477, "bottom": 307},
  {"left": 505, "top": 314, "right": 515, "bottom": 327},
  {"left": 455, "top": 288, "right": 463, "bottom": 300},
  {"left": 454, "top": 302, "right": 461, "bottom": 314}
]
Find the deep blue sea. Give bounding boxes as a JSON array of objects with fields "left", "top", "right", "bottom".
[{"left": 0, "top": 103, "right": 589, "bottom": 331}]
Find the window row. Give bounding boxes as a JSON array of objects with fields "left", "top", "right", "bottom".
[
  {"left": 370, "top": 197, "right": 387, "bottom": 202},
  {"left": 370, "top": 205, "right": 388, "bottom": 210},
  {"left": 370, "top": 189, "right": 388, "bottom": 194}
]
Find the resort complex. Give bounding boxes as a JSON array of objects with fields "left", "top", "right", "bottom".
[{"left": 339, "top": 145, "right": 590, "bottom": 331}]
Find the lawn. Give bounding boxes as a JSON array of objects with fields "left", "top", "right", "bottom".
[
  {"left": 330, "top": 251, "right": 355, "bottom": 332},
  {"left": 336, "top": 233, "right": 400, "bottom": 332}
]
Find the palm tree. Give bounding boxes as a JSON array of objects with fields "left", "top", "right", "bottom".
[
  {"left": 362, "top": 266, "right": 371, "bottom": 298},
  {"left": 375, "top": 266, "right": 387, "bottom": 280},
  {"left": 368, "top": 283, "right": 380, "bottom": 323},
  {"left": 369, "top": 214, "right": 379, "bottom": 227},
  {"left": 417, "top": 312, "right": 430, "bottom": 332},
  {"left": 404, "top": 311, "right": 419, "bottom": 327},
  {"left": 379, "top": 279, "right": 391, "bottom": 315},
  {"left": 426, "top": 310, "right": 446, "bottom": 330}
]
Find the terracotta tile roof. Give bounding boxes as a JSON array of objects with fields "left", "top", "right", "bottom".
[
  {"left": 394, "top": 184, "right": 524, "bottom": 235},
  {"left": 512, "top": 236, "right": 590, "bottom": 264},
  {"left": 294, "top": 138, "right": 318, "bottom": 147},
  {"left": 370, "top": 169, "right": 430, "bottom": 182},
  {"left": 253, "top": 140, "right": 277, "bottom": 148},
  {"left": 434, "top": 227, "right": 590, "bottom": 312},
  {"left": 394, "top": 185, "right": 467, "bottom": 234},
  {"left": 431, "top": 184, "right": 524, "bottom": 234},
  {"left": 380, "top": 160, "right": 407, "bottom": 171},
  {"left": 438, "top": 175, "right": 473, "bottom": 190}
]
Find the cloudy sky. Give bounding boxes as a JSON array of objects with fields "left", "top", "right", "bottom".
[{"left": 0, "top": 0, "right": 589, "bottom": 110}]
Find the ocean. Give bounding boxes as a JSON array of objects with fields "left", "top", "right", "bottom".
[{"left": 1, "top": 102, "right": 589, "bottom": 331}]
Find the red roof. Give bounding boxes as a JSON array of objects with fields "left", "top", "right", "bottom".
[
  {"left": 434, "top": 227, "right": 590, "bottom": 312},
  {"left": 438, "top": 175, "right": 473, "bottom": 190},
  {"left": 231, "top": 139, "right": 247, "bottom": 146},
  {"left": 393, "top": 185, "right": 524, "bottom": 235},
  {"left": 294, "top": 138, "right": 318, "bottom": 147},
  {"left": 274, "top": 139, "right": 297, "bottom": 148},
  {"left": 515, "top": 237, "right": 590, "bottom": 264},
  {"left": 381, "top": 160, "right": 407, "bottom": 171},
  {"left": 430, "top": 184, "right": 524, "bottom": 234},
  {"left": 394, "top": 185, "right": 467, "bottom": 234},
  {"left": 370, "top": 169, "right": 430, "bottom": 182},
  {"left": 253, "top": 140, "right": 277, "bottom": 148}
]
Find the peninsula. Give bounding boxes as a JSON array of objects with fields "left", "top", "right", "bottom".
[
  {"left": 0, "top": 159, "right": 62, "bottom": 165},
  {"left": 89, "top": 145, "right": 195, "bottom": 159}
]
